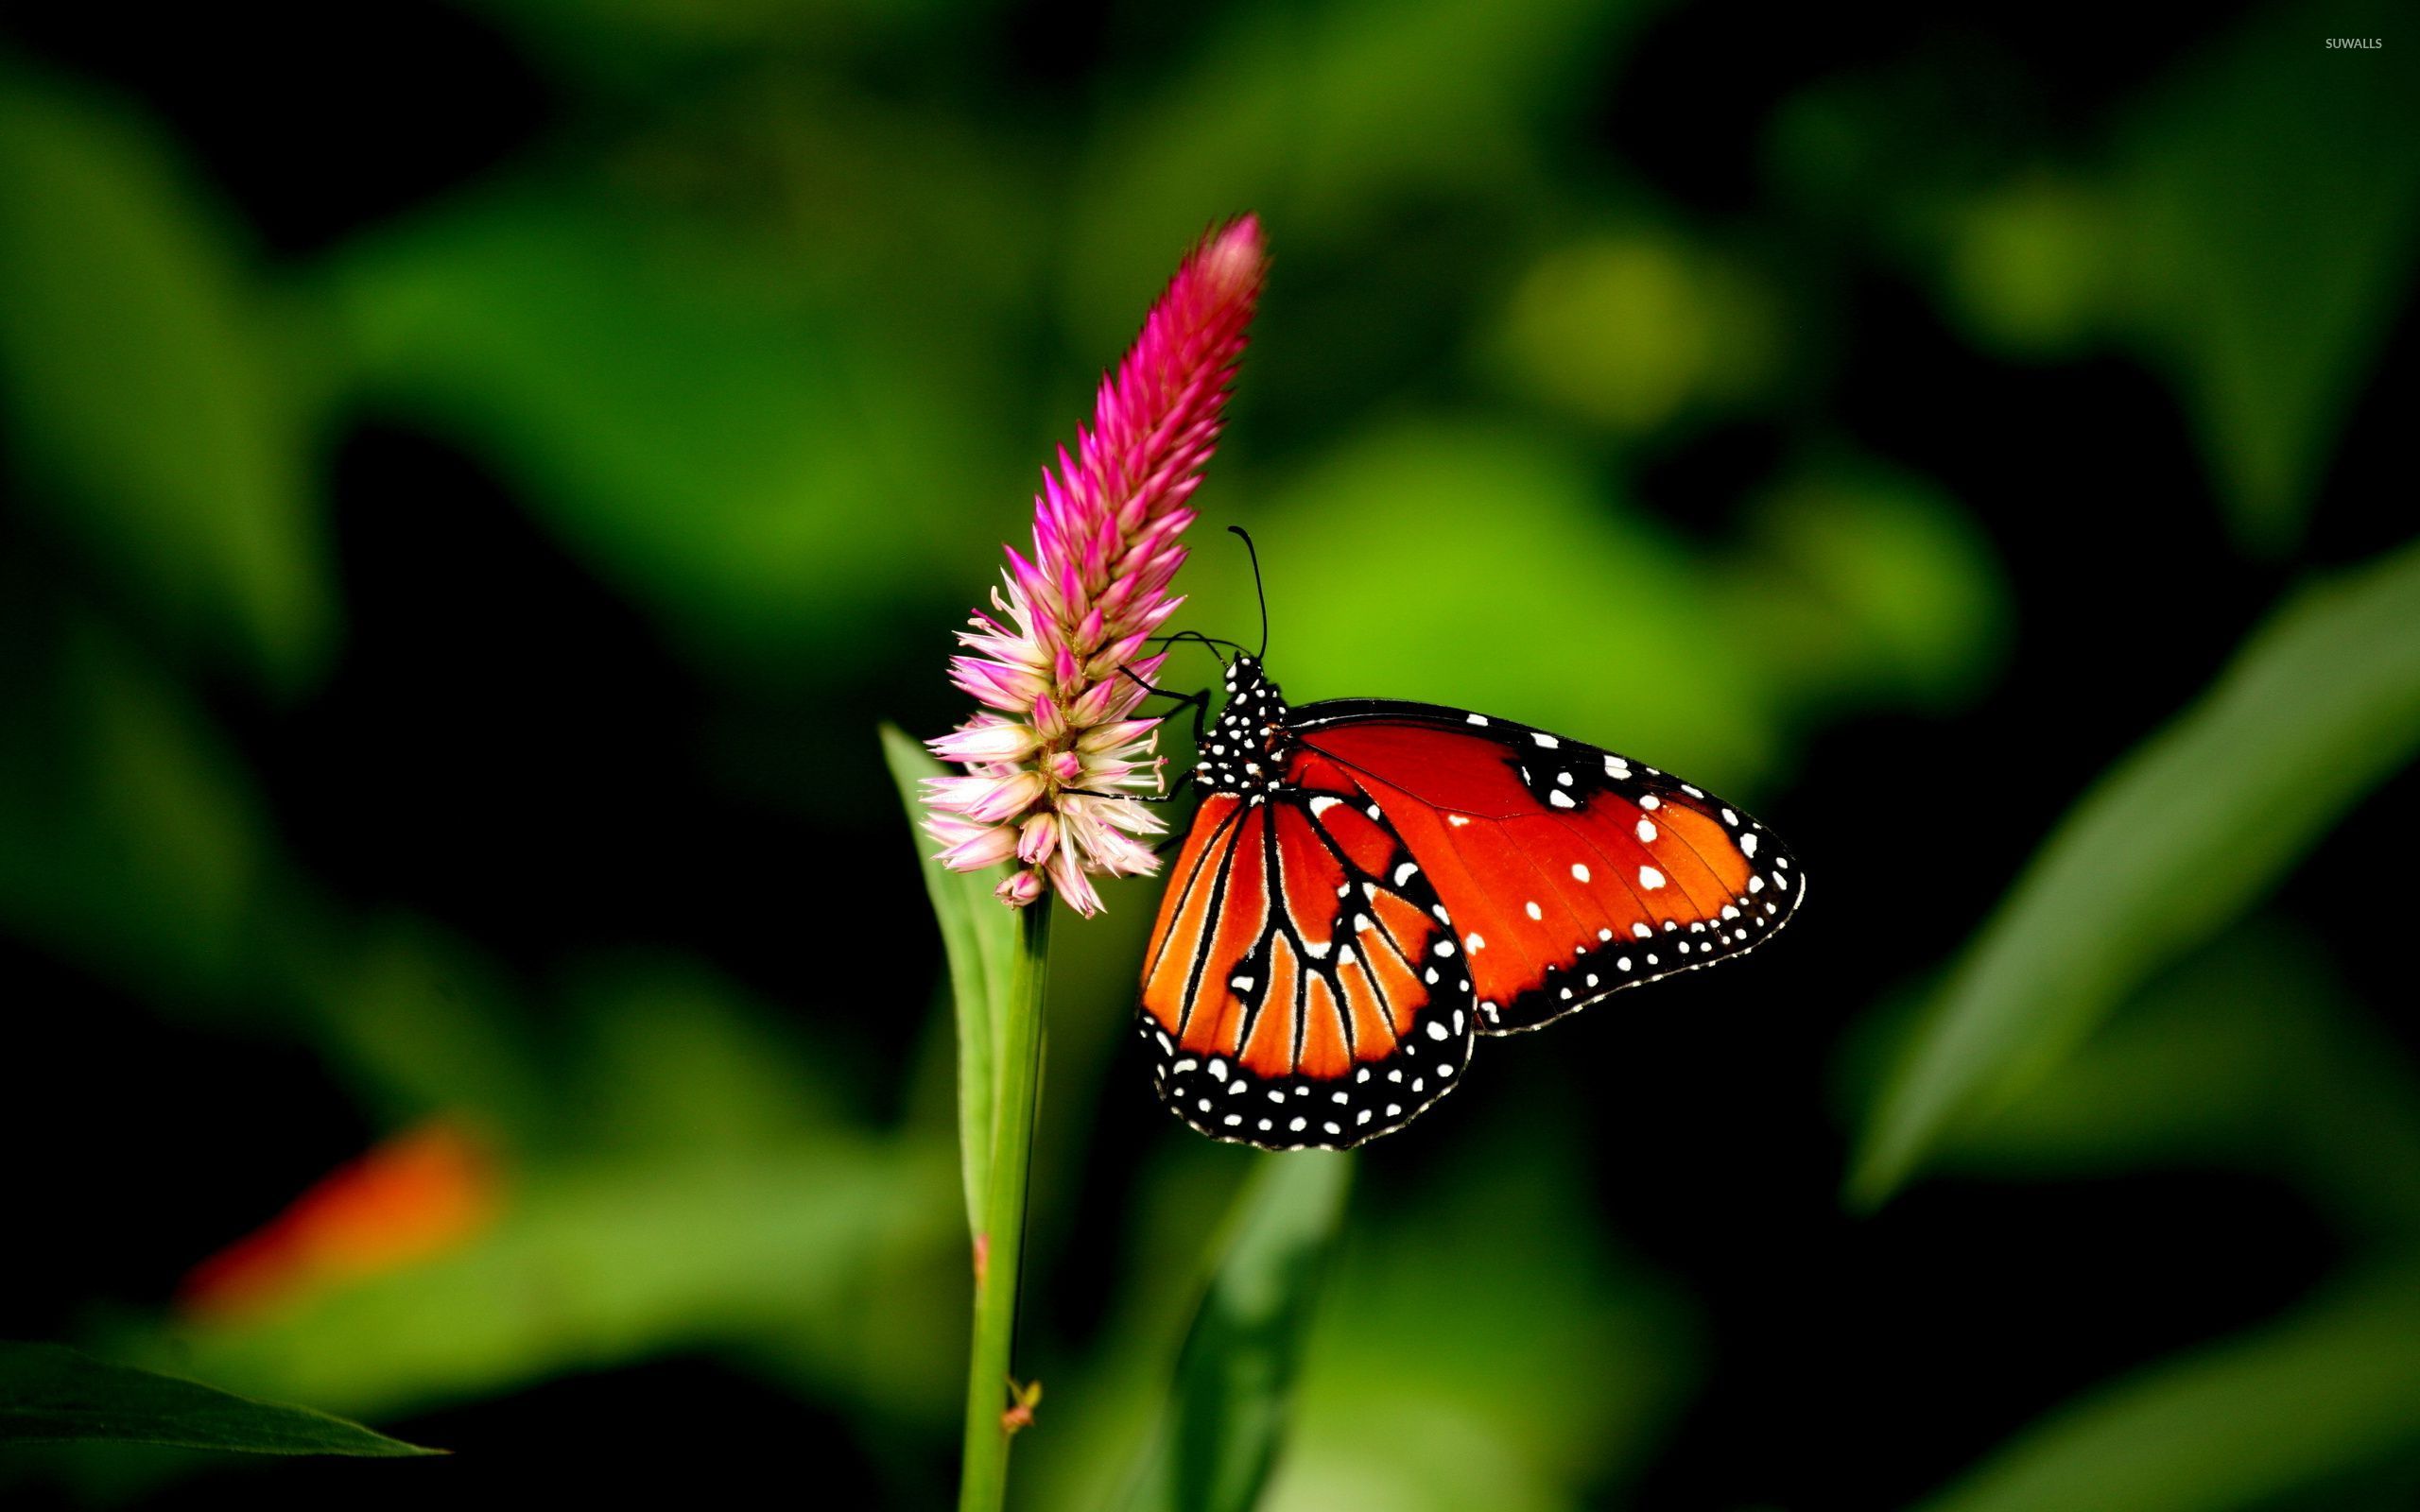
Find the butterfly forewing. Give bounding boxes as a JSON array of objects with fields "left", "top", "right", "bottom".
[
  {"left": 1138, "top": 785, "right": 1476, "bottom": 1149},
  {"left": 1288, "top": 700, "right": 1805, "bottom": 1034}
]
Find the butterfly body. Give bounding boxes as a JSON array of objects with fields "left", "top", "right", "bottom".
[{"left": 1138, "top": 655, "right": 1804, "bottom": 1149}]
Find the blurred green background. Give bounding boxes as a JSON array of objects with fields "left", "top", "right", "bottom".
[{"left": 1, "top": 0, "right": 2416, "bottom": 1506}]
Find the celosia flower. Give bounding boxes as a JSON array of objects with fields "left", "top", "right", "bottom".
[{"left": 925, "top": 216, "right": 1266, "bottom": 915}]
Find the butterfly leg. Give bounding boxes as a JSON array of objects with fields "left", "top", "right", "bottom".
[
  {"left": 1063, "top": 768, "right": 1198, "bottom": 808},
  {"left": 1059, "top": 667, "right": 1209, "bottom": 824},
  {"left": 1114, "top": 665, "right": 1216, "bottom": 753}
]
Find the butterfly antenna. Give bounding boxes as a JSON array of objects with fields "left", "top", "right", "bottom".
[
  {"left": 1147, "top": 628, "right": 1237, "bottom": 668},
  {"left": 1227, "top": 525, "right": 1270, "bottom": 660}
]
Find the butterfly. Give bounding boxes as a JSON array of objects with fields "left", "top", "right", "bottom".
[{"left": 1135, "top": 652, "right": 1805, "bottom": 1149}]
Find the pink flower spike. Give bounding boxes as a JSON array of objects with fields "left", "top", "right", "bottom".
[{"left": 922, "top": 216, "right": 1266, "bottom": 916}]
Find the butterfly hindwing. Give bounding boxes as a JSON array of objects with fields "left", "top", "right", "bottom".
[
  {"left": 1285, "top": 700, "right": 1805, "bottom": 1034},
  {"left": 1137, "top": 786, "right": 1476, "bottom": 1149}
]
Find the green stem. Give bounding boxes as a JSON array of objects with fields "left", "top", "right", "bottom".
[{"left": 959, "top": 901, "right": 1052, "bottom": 1512}]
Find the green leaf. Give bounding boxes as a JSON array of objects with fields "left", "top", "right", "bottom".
[
  {"left": 1851, "top": 538, "right": 2420, "bottom": 1207},
  {"left": 1199, "top": 422, "right": 1779, "bottom": 789},
  {"left": 1940, "top": 175, "right": 2114, "bottom": 361},
  {"left": 1721, "top": 456, "right": 2011, "bottom": 718},
  {"left": 1116, "top": 1152, "right": 1354, "bottom": 1512},
  {"left": 562, "top": 953, "right": 853, "bottom": 1156},
  {"left": 1263, "top": 1126, "right": 1697, "bottom": 1512},
  {"left": 1065, "top": 0, "right": 1651, "bottom": 338},
  {"left": 0, "top": 67, "right": 333, "bottom": 690},
  {"left": 1910, "top": 1263, "right": 2420, "bottom": 1512},
  {"left": 0, "top": 1342, "right": 435, "bottom": 1457},
  {"left": 0, "top": 608, "right": 273, "bottom": 1009},
  {"left": 881, "top": 724, "right": 1018, "bottom": 1238},
  {"left": 146, "top": 1141, "right": 957, "bottom": 1422},
  {"left": 1917, "top": 927, "right": 2420, "bottom": 1238},
  {"left": 2113, "top": 0, "right": 2420, "bottom": 553},
  {"left": 330, "top": 190, "right": 1003, "bottom": 674},
  {"left": 1490, "top": 232, "right": 1777, "bottom": 433}
]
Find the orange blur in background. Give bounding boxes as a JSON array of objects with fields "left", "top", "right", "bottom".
[{"left": 177, "top": 1123, "right": 501, "bottom": 1322}]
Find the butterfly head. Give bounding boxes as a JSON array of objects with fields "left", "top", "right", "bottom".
[{"left": 1196, "top": 655, "right": 1292, "bottom": 797}]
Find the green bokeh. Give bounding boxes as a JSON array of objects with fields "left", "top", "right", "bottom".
[{"left": 0, "top": 1, "right": 2413, "bottom": 1507}]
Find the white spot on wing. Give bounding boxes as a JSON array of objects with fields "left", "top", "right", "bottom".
[
  {"left": 1466, "top": 713, "right": 1489, "bottom": 726},
  {"left": 1531, "top": 732, "right": 1559, "bottom": 747},
  {"left": 1639, "top": 867, "right": 1667, "bottom": 890},
  {"left": 1525, "top": 901, "right": 1544, "bottom": 921},
  {"left": 1571, "top": 863, "right": 1591, "bottom": 883},
  {"left": 1636, "top": 818, "right": 1657, "bottom": 844}
]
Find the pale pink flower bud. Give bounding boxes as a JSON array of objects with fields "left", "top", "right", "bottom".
[
  {"left": 928, "top": 717, "right": 1041, "bottom": 765},
  {"left": 1046, "top": 848, "right": 1103, "bottom": 916},
  {"left": 1017, "top": 814, "right": 1059, "bottom": 867},
  {"left": 951, "top": 768, "right": 1045, "bottom": 824},
  {"left": 940, "top": 824, "right": 1022, "bottom": 869},
  {"left": 1079, "top": 718, "right": 1163, "bottom": 753}
]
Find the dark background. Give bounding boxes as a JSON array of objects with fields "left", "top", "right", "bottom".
[{"left": 1, "top": 0, "right": 2414, "bottom": 1506}]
